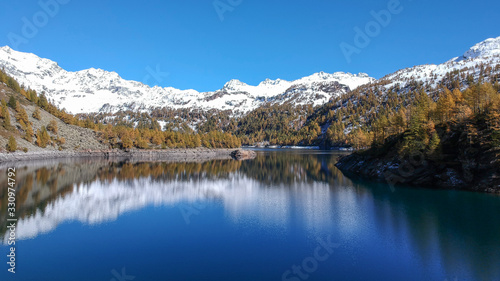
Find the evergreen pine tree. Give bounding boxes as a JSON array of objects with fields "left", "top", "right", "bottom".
[
  {"left": 8, "top": 96, "right": 16, "bottom": 109},
  {"left": 121, "top": 134, "right": 133, "bottom": 149},
  {"left": 36, "top": 126, "right": 50, "bottom": 148},
  {"left": 32, "top": 108, "right": 42, "bottom": 120},
  {"left": 7, "top": 136, "right": 17, "bottom": 152},
  {"left": 2, "top": 104, "right": 11, "bottom": 130},
  {"left": 24, "top": 122, "right": 34, "bottom": 142},
  {"left": 429, "top": 131, "right": 441, "bottom": 152},
  {"left": 47, "top": 120, "right": 58, "bottom": 134},
  {"left": 436, "top": 90, "right": 455, "bottom": 122},
  {"left": 16, "top": 106, "right": 29, "bottom": 127}
]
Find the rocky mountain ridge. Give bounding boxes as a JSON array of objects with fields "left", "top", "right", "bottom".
[{"left": 0, "top": 46, "right": 374, "bottom": 114}]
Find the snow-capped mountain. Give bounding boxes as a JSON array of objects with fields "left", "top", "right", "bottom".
[
  {"left": 0, "top": 46, "right": 374, "bottom": 114},
  {"left": 1, "top": 36, "right": 498, "bottom": 115},
  {"left": 457, "top": 37, "right": 500, "bottom": 61},
  {"left": 2, "top": 166, "right": 339, "bottom": 243},
  {"left": 381, "top": 36, "right": 500, "bottom": 88}
]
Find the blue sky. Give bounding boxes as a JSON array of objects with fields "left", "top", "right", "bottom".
[{"left": 0, "top": 0, "right": 499, "bottom": 92}]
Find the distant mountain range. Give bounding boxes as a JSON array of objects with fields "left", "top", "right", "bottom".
[
  {"left": 1, "top": 36, "right": 499, "bottom": 115},
  {"left": 0, "top": 46, "right": 373, "bottom": 114}
]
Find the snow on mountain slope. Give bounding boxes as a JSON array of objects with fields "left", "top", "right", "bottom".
[
  {"left": 2, "top": 172, "right": 338, "bottom": 242},
  {"left": 456, "top": 37, "right": 500, "bottom": 61},
  {"left": 381, "top": 36, "right": 500, "bottom": 89},
  {"left": 2, "top": 36, "right": 497, "bottom": 116},
  {"left": 0, "top": 46, "right": 374, "bottom": 114}
]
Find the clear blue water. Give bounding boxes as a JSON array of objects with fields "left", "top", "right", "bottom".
[{"left": 1, "top": 150, "right": 500, "bottom": 281}]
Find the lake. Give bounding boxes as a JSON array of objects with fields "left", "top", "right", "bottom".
[{"left": 1, "top": 150, "right": 500, "bottom": 281}]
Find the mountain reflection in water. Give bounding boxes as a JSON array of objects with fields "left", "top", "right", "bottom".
[{"left": 0, "top": 150, "right": 499, "bottom": 280}]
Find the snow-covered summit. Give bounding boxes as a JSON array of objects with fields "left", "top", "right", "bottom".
[
  {"left": 222, "top": 79, "right": 250, "bottom": 91},
  {"left": 382, "top": 36, "right": 500, "bottom": 88},
  {"left": 2, "top": 36, "right": 497, "bottom": 115},
  {"left": 0, "top": 46, "right": 375, "bottom": 114},
  {"left": 296, "top": 71, "right": 372, "bottom": 90},
  {"left": 259, "top": 78, "right": 286, "bottom": 86},
  {"left": 457, "top": 36, "right": 500, "bottom": 61}
]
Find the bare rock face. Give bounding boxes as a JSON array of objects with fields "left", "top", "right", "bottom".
[{"left": 231, "top": 149, "right": 257, "bottom": 160}]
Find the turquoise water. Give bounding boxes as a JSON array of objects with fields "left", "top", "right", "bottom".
[{"left": 1, "top": 150, "right": 499, "bottom": 281}]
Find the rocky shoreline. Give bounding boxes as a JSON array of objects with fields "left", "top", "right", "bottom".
[
  {"left": 335, "top": 151, "right": 500, "bottom": 194},
  {"left": 0, "top": 148, "right": 257, "bottom": 163}
]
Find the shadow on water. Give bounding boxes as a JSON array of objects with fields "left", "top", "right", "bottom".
[
  {"left": 1, "top": 150, "right": 499, "bottom": 280},
  {"left": 335, "top": 168, "right": 500, "bottom": 280}
]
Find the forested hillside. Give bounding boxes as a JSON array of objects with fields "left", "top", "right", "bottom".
[
  {"left": 2, "top": 37, "right": 500, "bottom": 154},
  {"left": 0, "top": 69, "right": 241, "bottom": 153},
  {"left": 308, "top": 67, "right": 500, "bottom": 150},
  {"left": 332, "top": 69, "right": 500, "bottom": 191}
]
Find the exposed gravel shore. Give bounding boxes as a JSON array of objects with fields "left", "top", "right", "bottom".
[{"left": 0, "top": 148, "right": 257, "bottom": 163}]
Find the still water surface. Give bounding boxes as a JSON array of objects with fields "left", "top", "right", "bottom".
[{"left": 1, "top": 150, "right": 500, "bottom": 281}]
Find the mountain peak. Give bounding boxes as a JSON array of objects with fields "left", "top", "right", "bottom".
[
  {"left": 258, "top": 78, "right": 288, "bottom": 86},
  {"left": 300, "top": 71, "right": 359, "bottom": 82},
  {"left": 310, "top": 71, "right": 333, "bottom": 80},
  {"left": 222, "top": 79, "right": 249, "bottom": 91},
  {"left": 457, "top": 36, "right": 500, "bottom": 61},
  {"left": 356, "top": 72, "right": 370, "bottom": 78},
  {"left": 0, "top": 46, "right": 12, "bottom": 52}
]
